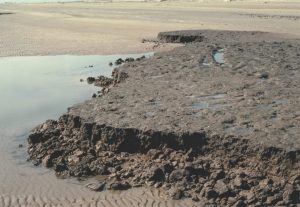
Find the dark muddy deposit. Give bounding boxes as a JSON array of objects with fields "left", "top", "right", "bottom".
[{"left": 28, "top": 30, "right": 300, "bottom": 206}]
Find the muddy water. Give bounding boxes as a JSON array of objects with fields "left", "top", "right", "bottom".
[{"left": 0, "top": 54, "right": 194, "bottom": 207}]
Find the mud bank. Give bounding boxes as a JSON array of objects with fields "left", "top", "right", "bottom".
[{"left": 28, "top": 30, "right": 300, "bottom": 206}]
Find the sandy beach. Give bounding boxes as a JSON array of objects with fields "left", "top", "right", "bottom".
[
  {"left": 0, "top": 1, "right": 300, "bottom": 207},
  {"left": 0, "top": 1, "right": 300, "bottom": 56}
]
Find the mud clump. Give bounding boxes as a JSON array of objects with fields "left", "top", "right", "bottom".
[
  {"left": 158, "top": 31, "right": 205, "bottom": 43},
  {"left": 114, "top": 55, "right": 146, "bottom": 66},
  {"left": 28, "top": 115, "right": 300, "bottom": 206},
  {"left": 94, "top": 76, "right": 113, "bottom": 87},
  {"left": 28, "top": 30, "right": 300, "bottom": 206}
]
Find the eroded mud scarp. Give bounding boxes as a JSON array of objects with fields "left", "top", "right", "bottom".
[{"left": 28, "top": 30, "right": 300, "bottom": 206}]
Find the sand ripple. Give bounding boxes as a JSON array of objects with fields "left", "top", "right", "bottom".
[{"left": 0, "top": 188, "right": 196, "bottom": 207}]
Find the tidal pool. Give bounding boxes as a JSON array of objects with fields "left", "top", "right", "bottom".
[
  {"left": 0, "top": 54, "right": 151, "bottom": 131},
  {"left": 0, "top": 54, "right": 151, "bottom": 203}
]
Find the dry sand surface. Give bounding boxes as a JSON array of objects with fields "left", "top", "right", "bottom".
[
  {"left": 0, "top": 1, "right": 300, "bottom": 207},
  {"left": 0, "top": 1, "right": 300, "bottom": 56}
]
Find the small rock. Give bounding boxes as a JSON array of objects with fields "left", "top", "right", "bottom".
[
  {"left": 123, "top": 171, "right": 133, "bottom": 178},
  {"left": 234, "top": 177, "right": 250, "bottom": 190},
  {"left": 290, "top": 174, "right": 300, "bottom": 185},
  {"left": 67, "top": 155, "right": 80, "bottom": 165},
  {"left": 28, "top": 133, "right": 43, "bottom": 144},
  {"left": 206, "top": 189, "right": 219, "bottom": 199},
  {"left": 266, "top": 194, "right": 281, "bottom": 205},
  {"left": 149, "top": 168, "right": 165, "bottom": 182},
  {"left": 211, "top": 169, "right": 225, "bottom": 180},
  {"left": 54, "top": 163, "right": 68, "bottom": 172},
  {"left": 170, "top": 188, "right": 183, "bottom": 200},
  {"left": 172, "top": 161, "right": 178, "bottom": 167},
  {"left": 147, "top": 149, "right": 162, "bottom": 159},
  {"left": 258, "top": 72, "right": 269, "bottom": 79},
  {"left": 162, "top": 163, "right": 174, "bottom": 174},
  {"left": 259, "top": 178, "right": 273, "bottom": 188},
  {"left": 192, "top": 195, "right": 200, "bottom": 202},
  {"left": 109, "top": 181, "right": 131, "bottom": 190},
  {"left": 74, "top": 150, "right": 84, "bottom": 157},
  {"left": 221, "top": 115, "right": 236, "bottom": 124},
  {"left": 42, "top": 155, "right": 52, "bottom": 168},
  {"left": 233, "top": 200, "right": 247, "bottom": 207},
  {"left": 283, "top": 189, "right": 300, "bottom": 204},
  {"left": 115, "top": 58, "right": 124, "bottom": 65},
  {"left": 214, "top": 180, "right": 229, "bottom": 196},
  {"left": 87, "top": 77, "right": 96, "bottom": 84},
  {"left": 86, "top": 182, "right": 106, "bottom": 192},
  {"left": 239, "top": 190, "right": 255, "bottom": 201},
  {"left": 125, "top": 57, "right": 135, "bottom": 62},
  {"left": 94, "top": 76, "right": 113, "bottom": 87},
  {"left": 154, "top": 182, "right": 162, "bottom": 188},
  {"left": 169, "top": 169, "right": 186, "bottom": 182}
]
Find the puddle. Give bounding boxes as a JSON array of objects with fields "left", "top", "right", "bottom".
[
  {"left": 192, "top": 101, "right": 209, "bottom": 110},
  {"left": 190, "top": 93, "right": 229, "bottom": 110},
  {"left": 225, "top": 127, "right": 255, "bottom": 136},
  {"left": 200, "top": 93, "right": 226, "bottom": 100},
  {"left": 150, "top": 75, "right": 164, "bottom": 79},
  {"left": 144, "top": 112, "right": 156, "bottom": 118},
  {"left": 192, "top": 102, "right": 230, "bottom": 110},
  {"left": 212, "top": 48, "right": 225, "bottom": 64},
  {"left": 273, "top": 99, "right": 288, "bottom": 105},
  {"left": 255, "top": 104, "right": 273, "bottom": 110}
]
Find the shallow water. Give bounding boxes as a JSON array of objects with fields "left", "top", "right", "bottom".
[
  {"left": 190, "top": 93, "right": 229, "bottom": 110},
  {"left": 213, "top": 49, "right": 225, "bottom": 64},
  {"left": 0, "top": 54, "right": 169, "bottom": 206},
  {"left": 0, "top": 54, "right": 152, "bottom": 132}
]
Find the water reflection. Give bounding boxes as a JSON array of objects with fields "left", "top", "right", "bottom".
[{"left": 0, "top": 54, "right": 150, "bottom": 133}]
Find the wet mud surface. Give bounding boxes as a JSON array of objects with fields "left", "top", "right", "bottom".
[{"left": 28, "top": 30, "right": 300, "bottom": 206}]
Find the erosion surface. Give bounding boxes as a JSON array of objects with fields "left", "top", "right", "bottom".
[{"left": 28, "top": 30, "right": 300, "bottom": 206}]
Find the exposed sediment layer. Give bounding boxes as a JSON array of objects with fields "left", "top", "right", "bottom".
[
  {"left": 28, "top": 30, "right": 300, "bottom": 206},
  {"left": 157, "top": 30, "right": 294, "bottom": 44}
]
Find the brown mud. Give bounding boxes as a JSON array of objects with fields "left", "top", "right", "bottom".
[{"left": 28, "top": 30, "right": 300, "bottom": 206}]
